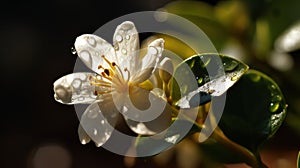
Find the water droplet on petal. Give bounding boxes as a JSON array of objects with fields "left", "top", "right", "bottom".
[
  {"left": 93, "top": 129, "right": 98, "bottom": 135},
  {"left": 149, "top": 46, "right": 158, "bottom": 55},
  {"left": 81, "top": 139, "right": 87, "bottom": 145},
  {"left": 87, "top": 37, "right": 96, "bottom": 47},
  {"left": 122, "top": 48, "right": 127, "bottom": 54},
  {"left": 114, "top": 43, "right": 119, "bottom": 50},
  {"left": 87, "top": 110, "right": 98, "bottom": 119},
  {"left": 115, "top": 34, "right": 123, "bottom": 42},
  {"left": 79, "top": 51, "right": 92, "bottom": 67},
  {"left": 72, "top": 78, "right": 82, "bottom": 89},
  {"left": 165, "top": 134, "right": 180, "bottom": 144},
  {"left": 208, "top": 89, "right": 215, "bottom": 94},
  {"left": 125, "top": 34, "right": 130, "bottom": 40},
  {"left": 231, "top": 75, "right": 238, "bottom": 81}
]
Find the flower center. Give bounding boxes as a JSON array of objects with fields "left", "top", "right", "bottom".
[{"left": 89, "top": 55, "right": 131, "bottom": 95}]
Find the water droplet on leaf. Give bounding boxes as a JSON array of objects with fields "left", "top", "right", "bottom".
[
  {"left": 223, "top": 60, "right": 238, "bottom": 71},
  {"left": 270, "top": 102, "right": 280, "bottom": 113}
]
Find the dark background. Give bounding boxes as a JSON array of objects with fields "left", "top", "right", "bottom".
[{"left": 1, "top": 0, "right": 299, "bottom": 168}]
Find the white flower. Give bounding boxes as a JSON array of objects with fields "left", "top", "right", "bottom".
[{"left": 53, "top": 21, "right": 171, "bottom": 147}]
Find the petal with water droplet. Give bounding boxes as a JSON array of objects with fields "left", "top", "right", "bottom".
[
  {"left": 79, "top": 101, "right": 116, "bottom": 147},
  {"left": 131, "top": 38, "right": 164, "bottom": 83},
  {"left": 78, "top": 124, "right": 91, "bottom": 145},
  {"left": 53, "top": 72, "right": 98, "bottom": 104},
  {"left": 74, "top": 34, "right": 116, "bottom": 73},
  {"left": 113, "top": 21, "right": 140, "bottom": 72}
]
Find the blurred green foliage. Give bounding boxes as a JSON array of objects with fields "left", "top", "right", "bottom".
[
  {"left": 143, "top": 0, "right": 300, "bottom": 167},
  {"left": 158, "top": 0, "right": 300, "bottom": 139}
]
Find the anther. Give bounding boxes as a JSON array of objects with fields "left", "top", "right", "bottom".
[
  {"left": 124, "top": 67, "right": 130, "bottom": 81},
  {"left": 104, "top": 69, "right": 110, "bottom": 76}
]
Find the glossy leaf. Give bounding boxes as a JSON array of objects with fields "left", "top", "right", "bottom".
[
  {"left": 171, "top": 53, "right": 249, "bottom": 108},
  {"left": 218, "top": 69, "right": 288, "bottom": 151}
]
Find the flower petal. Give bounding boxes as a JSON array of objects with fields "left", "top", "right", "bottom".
[
  {"left": 113, "top": 21, "right": 140, "bottom": 73},
  {"left": 78, "top": 124, "right": 91, "bottom": 145},
  {"left": 74, "top": 34, "right": 116, "bottom": 73},
  {"left": 122, "top": 86, "right": 172, "bottom": 135},
  {"left": 53, "top": 72, "right": 98, "bottom": 104},
  {"left": 131, "top": 38, "right": 164, "bottom": 83},
  {"left": 141, "top": 38, "right": 164, "bottom": 70},
  {"left": 79, "top": 100, "right": 117, "bottom": 147}
]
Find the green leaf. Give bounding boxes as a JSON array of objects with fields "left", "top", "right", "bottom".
[
  {"left": 218, "top": 69, "right": 288, "bottom": 151},
  {"left": 171, "top": 53, "right": 249, "bottom": 108}
]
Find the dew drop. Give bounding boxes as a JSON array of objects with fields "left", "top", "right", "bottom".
[
  {"left": 79, "top": 51, "right": 92, "bottom": 67},
  {"left": 270, "top": 102, "right": 280, "bottom": 113},
  {"left": 223, "top": 60, "right": 238, "bottom": 71},
  {"left": 149, "top": 46, "right": 158, "bottom": 55},
  {"left": 93, "top": 129, "right": 98, "bottom": 135},
  {"left": 249, "top": 73, "right": 261, "bottom": 82},
  {"left": 272, "top": 95, "right": 282, "bottom": 102},
  {"left": 87, "top": 37, "right": 96, "bottom": 47},
  {"left": 121, "top": 48, "right": 127, "bottom": 54},
  {"left": 72, "top": 78, "right": 82, "bottom": 89},
  {"left": 197, "top": 77, "right": 203, "bottom": 84},
  {"left": 114, "top": 43, "right": 119, "bottom": 50},
  {"left": 208, "top": 89, "right": 215, "bottom": 94},
  {"left": 87, "top": 110, "right": 98, "bottom": 119},
  {"left": 81, "top": 139, "right": 87, "bottom": 145},
  {"left": 125, "top": 34, "right": 130, "bottom": 40},
  {"left": 71, "top": 47, "right": 77, "bottom": 54},
  {"left": 115, "top": 34, "right": 123, "bottom": 42},
  {"left": 231, "top": 75, "right": 238, "bottom": 81}
]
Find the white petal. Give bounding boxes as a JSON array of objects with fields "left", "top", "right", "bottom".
[
  {"left": 78, "top": 124, "right": 91, "bottom": 145},
  {"left": 53, "top": 72, "right": 97, "bottom": 104},
  {"left": 113, "top": 21, "right": 140, "bottom": 72},
  {"left": 74, "top": 34, "right": 116, "bottom": 73},
  {"left": 131, "top": 38, "right": 164, "bottom": 83},
  {"left": 141, "top": 38, "right": 164, "bottom": 70},
  {"left": 122, "top": 86, "right": 172, "bottom": 135},
  {"left": 79, "top": 101, "right": 116, "bottom": 147}
]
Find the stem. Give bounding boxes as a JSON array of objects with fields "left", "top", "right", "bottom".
[
  {"left": 210, "top": 127, "right": 263, "bottom": 168},
  {"left": 172, "top": 105, "right": 266, "bottom": 168}
]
